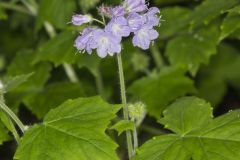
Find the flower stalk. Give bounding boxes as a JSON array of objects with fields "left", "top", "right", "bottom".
[{"left": 117, "top": 54, "right": 134, "bottom": 158}]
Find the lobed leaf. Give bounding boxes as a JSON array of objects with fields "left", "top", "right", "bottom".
[{"left": 15, "top": 97, "right": 121, "bottom": 160}]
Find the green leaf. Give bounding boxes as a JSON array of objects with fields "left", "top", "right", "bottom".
[
  {"left": 197, "top": 43, "right": 240, "bottom": 105},
  {"left": 221, "top": 7, "right": 240, "bottom": 40},
  {"left": 128, "top": 67, "right": 196, "bottom": 119},
  {"left": 23, "top": 82, "right": 85, "bottom": 119},
  {"left": 79, "top": 0, "right": 100, "bottom": 12},
  {"left": 34, "top": 31, "right": 78, "bottom": 66},
  {"left": 38, "top": 0, "right": 76, "bottom": 29},
  {"left": 158, "top": 7, "right": 191, "bottom": 39},
  {"left": 14, "top": 97, "right": 121, "bottom": 160},
  {"left": 189, "top": 0, "right": 239, "bottom": 28},
  {"left": 0, "top": 121, "right": 10, "bottom": 145},
  {"left": 3, "top": 73, "right": 33, "bottom": 93},
  {"left": 134, "top": 97, "right": 240, "bottom": 160},
  {"left": 111, "top": 120, "right": 134, "bottom": 136},
  {"left": 166, "top": 20, "right": 220, "bottom": 75},
  {"left": 6, "top": 50, "right": 51, "bottom": 109},
  {"left": 159, "top": 97, "right": 213, "bottom": 135}
]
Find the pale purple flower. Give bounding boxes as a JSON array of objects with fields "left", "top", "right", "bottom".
[
  {"left": 144, "top": 7, "right": 161, "bottom": 27},
  {"left": 72, "top": 14, "right": 92, "bottom": 26},
  {"left": 124, "top": 0, "right": 148, "bottom": 13},
  {"left": 75, "top": 27, "right": 95, "bottom": 54},
  {"left": 111, "top": 6, "right": 125, "bottom": 17},
  {"left": 127, "top": 13, "right": 145, "bottom": 32},
  {"left": 105, "top": 17, "right": 131, "bottom": 39},
  {"left": 132, "top": 25, "right": 159, "bottom": 50},
  {"left": 90, "top": 29, "right": 121, "bottom": 58}
]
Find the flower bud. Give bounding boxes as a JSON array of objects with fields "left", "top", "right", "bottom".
[
  {"left": 128, "top": 102, "right": 146, "bottom": 125},
  {"left": 71, "top": 14, "right": 92, "bottom": 26}
]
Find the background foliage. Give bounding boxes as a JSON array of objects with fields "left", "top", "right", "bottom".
[{"left": 1, "top": 0, "right": 240, "bottom": 159}]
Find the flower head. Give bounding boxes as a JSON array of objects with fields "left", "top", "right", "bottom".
[
  {"left": 132, "top": 25, "right": 159, "bottom": 50},
  {"left": 90, "top": 29, "right": 122, "bottom": 58},
  {"left": 105, "top": 17, "right": 131, "bottom": 39},
  {"left": 72, "top": 1, "right": 160, "bottom": 58},
  {"left": 72, "top": 14, "right": 92, "bottom": 26},
  {"left": 124, "top": 0, "right": 148, "bottom": 13}
]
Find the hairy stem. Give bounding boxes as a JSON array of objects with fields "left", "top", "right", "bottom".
[
  {"left": 117, "top": 54, "right": 134, "bottom": 158},
  {"left": 0, "top": 100, "right": 26, "bottom": 133},
  {"left": 132, "top": 122, "right": 138, "bottom": 154}
]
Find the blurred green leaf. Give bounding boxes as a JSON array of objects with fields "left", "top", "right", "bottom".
[
  {"left": 15, "top": 97, "right": 120, "bottom": 160},
  {"left": 79, "top": 0, "right": 99, "bottom": 12},
  {"left": 0, "top": 121, "right": 10, "bottom": 145},
  {"left": 34, "top": 31, "right": 80, "bottom": 66},
  {"left": 38, "top": 0, "right": 76, "bottom": 29},
  {"left": 23, "top": 82, "right": 85, "bottom": 119},
  {"left": 128, "top": 67, "right": 196, "bottom": 119},
  {"left": 3, "top": 73, "right": 33, "bottom": 93},
  {"left": 166, "top": 20, "right": 220, "bottom": 75},
  {"left": 158, "top": 7, "right": 191, "bottom": 39},
  {"left": 0, "top": 7, "right": 7, "bottom": 20},
  {"left": 6, "top": 50, "right": 52, "bottom": 109},
  {"left": 197, "top": 43, "right": 240, "bottom": 105},
  {"left": 134, "top": 97, "right": 240, "bottom": 160},
  {"left": 221, "top": 6, "right": 240, "bottom": 40},
  {"left": 189, "top": 0, "right": 239, "bottom": 28},
  {"left": 111, "top": 120, "right": 134, "bottom": 136}
]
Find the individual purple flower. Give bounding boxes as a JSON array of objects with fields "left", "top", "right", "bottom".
[
  {"left": 144, "top": 7, "right": 161, "bottom": 27},
  {"left": 105, "top": 17, "right": 131, "bottom": 39},
  {"left": 90, "top": 29, "right": 121, "bottom": 58},
  {"left": 124, "top": 0, "right": 148, "bottom": 13},
  {"left": 132, "top": 25, "right": 159, "bottom": 50},
  {"left": 127, "top": 13, "right": 145, "bottom": 32},
  {"left": 110, "top": 6, "right": 125, "bottom": 17},
  {"left": 75, "top": 27, "right": 95, "bottom": 54},
  {"left": 72, "top": 14, "right": 92, "bottom": 26}
]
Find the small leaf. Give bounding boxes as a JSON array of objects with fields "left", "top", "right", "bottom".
[
  {"left": 15, "top": 97, "right": 121, "bottom": 160},
  {"left": 134, "top": 97, "right": 240, "bottom": 160},
  {"left": 128, "top": 67, "right": 196, "bottom": 119},
  {"left": 111, "top": 120, "right": 134, "bottom": 136}
]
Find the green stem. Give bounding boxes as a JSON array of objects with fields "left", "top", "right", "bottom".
[
  {"left": 117, "top": 54, "right": 134, "bottom": 158},
  {"left": 0, "top": 100, "right": 26, "bottom": 133},
  {"left": 95, "top": 69, "right": 104, "bottom": 96},
  {"left": 0, "top": 2, "right": 33, "bottom": 15},
  {"left": 140, "top": 124, "right": 166, "bottom": 135},
  {"left": 132, "top": 122, "right": 138, "bottom": 154},
  {"left": 63, "top": 64, "right": 79, "bottom": 83},
  {"left": 150, "top": 45, "right": 164, "bottom": 70}
]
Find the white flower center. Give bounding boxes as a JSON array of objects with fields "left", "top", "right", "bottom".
[
  {"left": 99, "top": 36, "right": 109, "bottom": 45},
  {"left": 112, "top": 23, "right": 121, "bottom": 34},
  {"left": 138, "top": 29, "right": 148, "bottom": 40}
]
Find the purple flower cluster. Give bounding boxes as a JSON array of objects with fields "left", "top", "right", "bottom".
[{"left": 72, "top": 0, "right": 160, "bottom": 58}]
